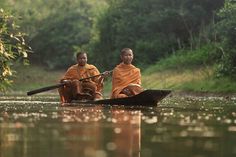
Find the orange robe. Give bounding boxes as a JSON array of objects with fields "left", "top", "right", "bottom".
[
  {"left": 111, "top": 63, "right": 142, "bottom": 98},
  {"left": 58, "top": 64, "right": 103, "bottom": 103}
]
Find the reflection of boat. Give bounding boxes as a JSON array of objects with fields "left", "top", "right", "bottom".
[{"left": 73, "top": 89, "right": 171, "bottom": 106}]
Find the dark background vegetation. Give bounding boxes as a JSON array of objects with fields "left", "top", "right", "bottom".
[{"left": 1, "top": 0, "right": 236, "bottom": 91}]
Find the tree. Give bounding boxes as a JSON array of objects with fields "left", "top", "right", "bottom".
[
  {"left": 1, "top": 0, "right": 108, "bottom": 70},
  {"left": 216, "top": 0, "right": 236, "bottom": 78},
  {"left": 22, "top": 0, "right": 107, "bottom": 69},
  {"left": 0, "top": 9, "right": 31, "bottom": 91},
  {"left": 90, "top": 0, "right": 224, "bottom": 70},
  {"left": 29, "top": 8, "right": 93, "bottom": 69}
]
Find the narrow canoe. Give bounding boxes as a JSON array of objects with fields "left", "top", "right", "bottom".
[{"left": 73, "top": 89, "right": 171, "bottom": 106}]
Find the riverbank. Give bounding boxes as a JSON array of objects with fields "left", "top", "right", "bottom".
[
  {"left": 142, "top": 66, "right": 236, "bottom": 93},
  {"left": 6, "top": 64, "right": 236, "bottom": 96}
]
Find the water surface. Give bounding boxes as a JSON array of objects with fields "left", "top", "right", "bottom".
[{"left": 0, "top": 94, "right": 236, "bottom": 157}]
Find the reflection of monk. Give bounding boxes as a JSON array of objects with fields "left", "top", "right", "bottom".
[
  {"left": 60, "top": 107, "right": 141, "bottom": 157},
  {"left": 60, "top": 106, "right": 103, "bottom": 157},
  {"left": 111, "top": 109, "right": 141, "bottom": 157},
  {"left": 111, "top": 48, "right": 143, "bottom": 98},
  {"left": 58, "top": 52, "right": 105, "bottom": 103}
]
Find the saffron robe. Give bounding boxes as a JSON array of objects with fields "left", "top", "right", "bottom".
[
  {"left": 111, "top": 63, "right": 143, "bottom": 98},
  {"left": 58, "top": 64, "right": 103, "bottom": 103}
]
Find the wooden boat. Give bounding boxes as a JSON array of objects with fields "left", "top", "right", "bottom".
[{"left": 72, "top": 89, "right": 171, "bottom": 106}]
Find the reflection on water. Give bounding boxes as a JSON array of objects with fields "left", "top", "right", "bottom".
[{"left": 0, "top": 94, "right": 236, "bottom": 157}]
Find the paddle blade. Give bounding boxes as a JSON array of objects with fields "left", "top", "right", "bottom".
[{"left": 27, "top": 83, "right": 65, "bottom": 96}]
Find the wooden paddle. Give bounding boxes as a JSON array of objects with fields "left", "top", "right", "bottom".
[{"left": 27, "top": 71, "right": 112, "bottom": 96}]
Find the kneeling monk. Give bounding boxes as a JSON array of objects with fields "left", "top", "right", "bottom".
[
  {"left": 111, "top": 48, "right": 143, "bottom": 98},
  {"left": 58, "top": 52, "right": 104, "bottom": 103}
]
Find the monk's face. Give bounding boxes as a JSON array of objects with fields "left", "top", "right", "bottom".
[
  {"left": 121, "top": 50, "right": 133, "bottom": 65},
  {"left": 77, "top": 53, "right": 87, "bottom": 66}
]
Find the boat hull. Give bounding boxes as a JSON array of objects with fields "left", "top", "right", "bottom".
[{"left": 72, "top": 89, "right": 171, "bottom": 106}]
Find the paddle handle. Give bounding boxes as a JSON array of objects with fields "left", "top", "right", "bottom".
[
  {"left": 26, "top": 76, "right": 98, "bottom": 96},
  {"left": 79, "top": 70, "right": 112, "bottom": 81},
  {"left": 27, "top": 70, "right": 112, "bottom": 96},
  {"left": 27, "top": 83, "right": 66, "bottom": 96}
]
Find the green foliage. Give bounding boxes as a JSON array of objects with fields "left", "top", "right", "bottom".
[
  {"left": 1, "top": 0, "right": 108, "bottom": 69},
  {"left": 178, "top": 76, "right": 236, "bottom": 93},
  {"left": 216, "top": 0, "right": 236, "bottom": 78},
  {"left": 144, "top": 44, "right": 220, "bottom": 74},
  {"left": 30, "top": 9, "right": 92, "bottom": 69},
  {"left": 2, "top": 0, "right": 235, "bottom": 81},
  {"left": 143, "top": 65, "right": 236, "bottom": 93},
  {"left": 91, "top": 0, "right": 224, "bottom": 70},
  {"left": 0, "top": 9, "right": 31, "bottom": 91},
  {"left": 27, "top": 0, "right": 106, "bottom": 69}
]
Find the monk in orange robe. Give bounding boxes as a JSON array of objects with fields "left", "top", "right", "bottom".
[
  {"left": 111, "top": 48, "right": 143, "bottom": 98},
  {"left": 58, "top": 52, "right": 105, "bottom": 103}
]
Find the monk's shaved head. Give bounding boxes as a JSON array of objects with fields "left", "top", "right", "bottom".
[
  {"left": 76, "top": 52, "right": 87, "bottom": 66},
  {"left": 121, "top": 48, "right": 133, "bottom": 56},
  {"left": 76, "top": 51, "right": 87, "bottom": 59},
  {"left": 120, "top": 48, "right": 133, "bottom": 65}
]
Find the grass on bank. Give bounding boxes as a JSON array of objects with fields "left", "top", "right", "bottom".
[
  {"left": 142, "top": 44, "right": 236, "bottom": 93},
  {"left": 142, "top": 66, "right": 236, "bottom": 93},
  {"left": 10, "top": 65, "right": 64, "bottom": 93}
]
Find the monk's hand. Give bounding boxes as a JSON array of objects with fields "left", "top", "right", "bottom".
[
  {"left": 61, "top": 79, "right": 72, "bottom": 85},
  {"left": 101, "top": 71, "right": 112, "bottom": 78},
  {"left": 122, "top": 88, "right": 132, "bottom": 97}
]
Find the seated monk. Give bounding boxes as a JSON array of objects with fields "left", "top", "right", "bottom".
[
  {"left": 111, "top": 48, "right": 143, "bottom": 98},
  {"left": 58, "top": 52, "right": 105, "bottom": 103}
]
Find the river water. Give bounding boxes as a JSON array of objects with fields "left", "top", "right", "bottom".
[{"left": 0, "top": 93, "right": 236, "bottom": 157}]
